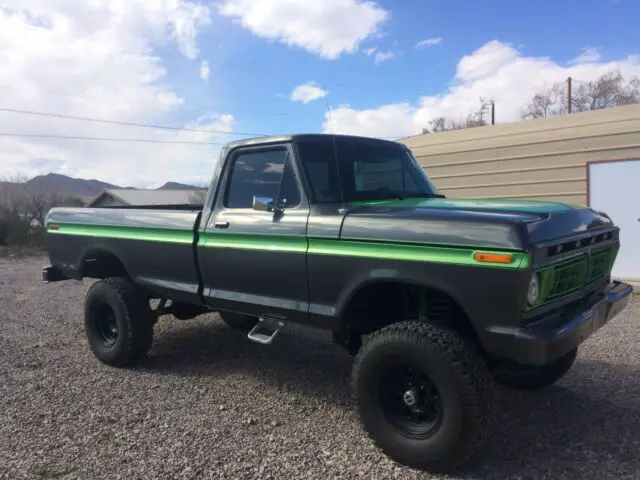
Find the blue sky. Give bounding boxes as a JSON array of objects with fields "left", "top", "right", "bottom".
[
  {"left": 169, "top": 0, "right": 640, "bottom": 139},
  {"left": 1, "top": 0, "right": 639, "bottom": 186}
]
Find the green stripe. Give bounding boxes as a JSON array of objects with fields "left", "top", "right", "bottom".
[
  {"left": 308, "top": 239, "right": 530, "bottom": 269},
  {"left": 198, "top": 232, "right": 307, "bottom": 253},
  {"left": 48, "top": 223, "right": 530, "bottom": 269},
  {"left": 47, "top": 223, "right": 193, "bottom": 244}
]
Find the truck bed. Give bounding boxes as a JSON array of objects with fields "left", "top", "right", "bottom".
[{"left": 45, "top": 206, "right": 203, "bottom": 303}]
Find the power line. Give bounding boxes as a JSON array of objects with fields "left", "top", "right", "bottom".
[
  {"left": 0, "top": 107, "right": 267, "bottom": 137},
  {"left": 0, "top": 133, "right": 224, "bottom": 145}
]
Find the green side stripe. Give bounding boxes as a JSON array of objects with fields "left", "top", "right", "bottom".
[
  {"left": 47, "top": 223, "right": 193, "bottom": 244},
  {"left": 308, "top": 239, "right": 530, "bottom": 269},
  {"left": 48, "top": 223, "right": 530, "bottom": 269},
  {"left": 198, "top": 232, "right": 307, "bottom": 253}
]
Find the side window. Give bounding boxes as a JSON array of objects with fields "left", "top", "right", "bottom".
[{"left": 224, "top": 147, "right": 301, "bottom": 209}]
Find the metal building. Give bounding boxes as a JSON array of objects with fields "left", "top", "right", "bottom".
[{"left": 398, "top": 103, "right": 640, "bottom": 206}]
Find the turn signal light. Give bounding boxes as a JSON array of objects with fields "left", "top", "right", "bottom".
[{"left": 473, "top": 253, "right": 514, "bottom": 264}]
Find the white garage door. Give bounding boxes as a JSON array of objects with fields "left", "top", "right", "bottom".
[{"left": 588, "top": 159, "right": 640, "bottom": 282}]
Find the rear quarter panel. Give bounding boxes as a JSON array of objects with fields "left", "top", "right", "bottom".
[{"left": 45, "top": 207, "right": 201, "bottom": 302}]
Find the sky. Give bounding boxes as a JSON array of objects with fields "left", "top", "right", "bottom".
[{"left": 0, "top": 0, "right": 639, "bottom": 187}]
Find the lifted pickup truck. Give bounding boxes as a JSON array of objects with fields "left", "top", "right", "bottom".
[{"left": 43, "top": 133, "right": 632, "bottom": 472}]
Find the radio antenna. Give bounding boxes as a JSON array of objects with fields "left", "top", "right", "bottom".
[{"left": 322, "top": 84, "right": 346, "bottom": 212}]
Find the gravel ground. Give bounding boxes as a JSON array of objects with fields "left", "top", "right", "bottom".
[{"left": 1, "top": 256, "right": 639, "bottom": 480}]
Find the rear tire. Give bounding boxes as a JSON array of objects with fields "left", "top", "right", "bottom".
[
  {"left": 492, "top": 348, "right": 578, "bottom": 390},
  {"left": 84, "top": 277, "right": 154, "bottom": 367},
  {"left": 219, "top": 311, "right": 258, "bottom": 331},
  {"left": 351, "top": 320, "right": 494, "bottom": 473}
]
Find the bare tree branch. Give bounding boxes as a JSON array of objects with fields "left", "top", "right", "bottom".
[{"left": 521, "top": 70, "right": 640, "bottom": 120}]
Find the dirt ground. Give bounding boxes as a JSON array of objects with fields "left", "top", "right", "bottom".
[{"left": 1, "top": 256, "right": 639, "bottom": 479}]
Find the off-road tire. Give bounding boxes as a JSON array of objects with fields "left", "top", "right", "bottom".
[
  {"left": 84, "top": 277, "right": 154, "bottom": 367},
  {"left": 351, "top": 320, "right": 494, "bottom": 473},
  {"left": 219, "top": 311, "right": 258, "bottom": 331},
  {"left": 492, "top": 348, "right": 578, "bottom": 390}
]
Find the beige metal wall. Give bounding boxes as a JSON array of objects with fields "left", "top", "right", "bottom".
[{"left": 398, "top": 103, "right": 640, "bottom": 206}]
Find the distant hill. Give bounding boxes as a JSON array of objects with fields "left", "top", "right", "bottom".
[
  {"left": 24, "top": 173, "right": 120, "bottom": 197},
  {"left": 0, "top": 174, "right": 200, "bottom": 199},
  {"left": 158, "top": 181, "right": 202, "bottom": 190}
]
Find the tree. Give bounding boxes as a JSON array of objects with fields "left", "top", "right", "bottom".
[
  {"left": 571, "top": 70, "right": 640, "bottom": 112},
  {"left": 519, "top": 83, "right": 567, "bottom": 119},
  {"left": 426, "top": 98, "right": 492, "bottom": 133},
  {"left": 188, "top": 189, "right": 207, "bottom": 204},
  {"left": 520, "top": 70, "right": 640, "bottom": 120},
  {"left": 0, "top": 175, "right": 83, "bottom": 247}
]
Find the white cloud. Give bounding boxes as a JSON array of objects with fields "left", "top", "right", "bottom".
[
  {"left": 415, "top": 37, "right": 442, "bottom": 49},
  {"left": 327, "top": 103, "right": 416, "bottom": 138},
  {"left": 217, "top": 0, "right": 389, "bottom": 59},
  {"left": 323, "top": 40, "right": 640, "bottom": 138},
  {"left": 362, "top": 46, "right": 393, "bottom": 63},
  {"left": 374, "top": 50, "right": 394, "bottom": 64},
  {"left": 0, "top": 1, "right": 236, "bottom": 188},
  {"left": 570, "top": 47, "right": 602, "bottom": 64},
  {"left": 200, "top": 59, "right": 210, "bottom": 80},
  {"left": 290, "top": 82, "right": 327, "bottom": 104}
]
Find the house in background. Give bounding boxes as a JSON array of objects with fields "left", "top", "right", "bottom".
[{"left": 87, "top": 188, "right": 206, "bottom": 207}]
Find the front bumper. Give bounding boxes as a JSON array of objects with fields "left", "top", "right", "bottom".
[{"left": 484, "top": 281, "right": 634, "bottom": 366}]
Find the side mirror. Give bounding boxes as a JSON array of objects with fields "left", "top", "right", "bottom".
[{"left": 252, "top": 196, "right": 274, "bottom": 212}]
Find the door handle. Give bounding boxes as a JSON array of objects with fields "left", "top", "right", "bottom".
[{"left": 214, "top": 221, "right": 229, "bottom": 229}]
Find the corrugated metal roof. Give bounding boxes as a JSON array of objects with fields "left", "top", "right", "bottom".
[{"left": 89, "top": 188, "right": 204, "bottom": 206}]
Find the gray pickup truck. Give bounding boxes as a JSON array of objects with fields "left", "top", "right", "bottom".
[{"left": 43, "top": 133, "right": 633, "bottom": 473}]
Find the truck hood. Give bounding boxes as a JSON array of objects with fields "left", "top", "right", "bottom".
[
  {"left": 341, "top": 197, "right": 615, "bottom": 251},
  {"left": 349, "top": 197, "right": 575, "bottom": 215}
]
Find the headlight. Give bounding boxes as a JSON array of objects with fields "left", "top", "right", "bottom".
[{"left": 527, "top": 273, "right": 540, "bottom": 305}]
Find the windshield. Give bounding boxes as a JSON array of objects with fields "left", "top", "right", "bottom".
[{"left": 295, "top": 136, "right": 440, "bottom": 203}]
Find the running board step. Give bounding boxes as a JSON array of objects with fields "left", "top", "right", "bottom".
[{"left": 247, "top": 317, "right": 284, "bottom": 345}]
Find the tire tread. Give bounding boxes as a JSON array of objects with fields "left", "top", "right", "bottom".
[{"left": 351, "top": 320, "right": 494, "bottom": 471}]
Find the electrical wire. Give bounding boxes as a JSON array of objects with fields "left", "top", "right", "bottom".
[
  {"left": 0, "top": 107, "right": 266, "bottom": 137},
  {"left": 0, "top": 132, "right": 224, "bottom": 145}
]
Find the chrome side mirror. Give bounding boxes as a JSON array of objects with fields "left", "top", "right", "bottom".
[{"left": 252, "top": 196, "right": 274, "bottom": 212}]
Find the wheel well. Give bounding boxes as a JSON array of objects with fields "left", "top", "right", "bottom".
[
  {"left": 338, "top": 281, "right": 482, "bottom": 352},
  {"left": 80, "top": 251, "right": 129, "bottom": 279}
]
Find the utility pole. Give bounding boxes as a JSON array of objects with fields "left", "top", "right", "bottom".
[
  {"left": 491, "top": 100, "right": 495, "bottom": 125},
  {"left": 567, "top": 77, "right": 572, "bottom": 113}
]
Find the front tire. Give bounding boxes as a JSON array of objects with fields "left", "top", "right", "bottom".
[
  {"left": 351, "top": 321, "right": 494, "bottom": 473},
  {"left": 492, "top": 348, "right": 578, "bottom": 390},
  {"left": 84, "top": 277, "right": 154, "bottom": 367}
]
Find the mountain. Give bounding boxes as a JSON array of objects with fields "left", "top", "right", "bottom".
[
  {"left": 1, "top": 174, "right": 201, "bottom": 199},
  {"left": 24, "top": 173, "right": 120, "bottom": 197},
  {"left": 157, "top": 181, "right": 202, "bottom": 190}
]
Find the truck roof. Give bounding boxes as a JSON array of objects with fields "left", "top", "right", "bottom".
[{"left": 222, "top": 133, "right": 401, "bottom": 149}]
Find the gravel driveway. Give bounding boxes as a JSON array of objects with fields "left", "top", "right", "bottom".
[{"left": 1, "top": 256, "right": 639, "bottom": 480}]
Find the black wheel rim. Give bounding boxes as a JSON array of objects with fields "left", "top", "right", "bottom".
[
  {"left": 376, "top": 361, "right": 443, "bottom": 438},
  {"left": 93, "top": 303, "right": 119, "bottom": 347}
]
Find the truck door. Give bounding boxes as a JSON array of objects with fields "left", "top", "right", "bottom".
[{"left": 198, "top": 142, "right": 310, "bottom": 322}]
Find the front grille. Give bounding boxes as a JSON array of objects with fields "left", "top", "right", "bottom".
[
  {"left": 547, "top": 230, "right": 615, "bottom": 258},
  {"left": 588, "top": 247, "right": 614, "bottom": 283},
  {"left": 536, "top": 244, "right": 617, "bottom": 308},
  {"left": 546, "top": 256, "right": 588, "bottom": 301}
]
